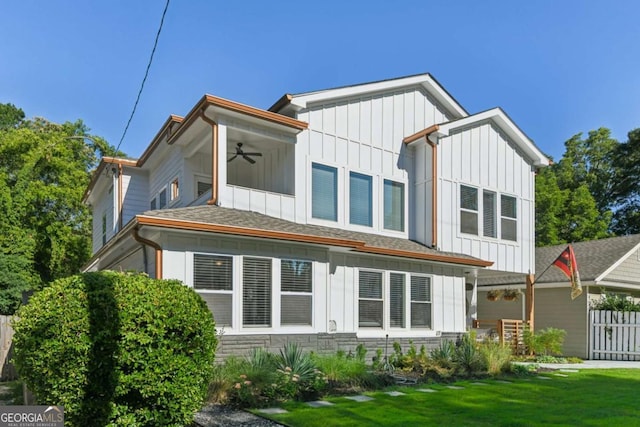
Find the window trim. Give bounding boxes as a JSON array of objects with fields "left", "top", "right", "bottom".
[
  {"left": 311, "top": 162, "right": 339, "bottom": 223},
  {"left": 349, "top": 171, "right": 373, "bottom": 227},
  {"left": 458, "top": 183, "right": 519, "bottom": 244},
  {"left": 193, "top": 253, "right": 234, "bottom": 327},
  {"left": 383, "top": 179, "right": 405, "bottom": 232},
  {"left": 460, "top": 184, "right": 479, "bottom": 236},
  {"left": 170, "top": 177, "right": 180, "bottom": 202},
  {"left": 500, "top": 194, "right": 518, "bottom": 242},
  {"left": 280, "top": 259, "right": 313, "bottom": 327}
]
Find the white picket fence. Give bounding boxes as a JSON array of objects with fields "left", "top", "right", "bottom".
[{"left": 589, "top": 310, "right": 640, "bottom": 361}]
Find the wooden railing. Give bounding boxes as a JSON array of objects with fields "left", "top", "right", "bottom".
[{"left": 473, "top": 318, "right": 529, "bottom": 355}]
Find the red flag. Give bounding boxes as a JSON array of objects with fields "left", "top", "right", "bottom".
[{"left": 553, "top": 245, "right": 582, "bottom": 300}]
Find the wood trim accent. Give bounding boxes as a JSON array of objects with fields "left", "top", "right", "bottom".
[
  {"left": 402, "top": 125, "right": 440, "bottom": 144},
  {"left": 268, "top": 93, "right": 293, "bottom": 112},
  {"left": 354, "top": 246, "right": 493, "bottom": 267},
  {"left": 168, "top": 94, "right": 308, "bottom": 145},
  {"left": 137, "top": 115, "right": 184, "bottom": 166},
  {"left": 102, "top": 157, "right": 138, "bottom": 167},
  {"left": 136, "top": 215, "right": 362, "bottom": 248},
  {"left": 133, "top": 226, "right": 163, "bottom": 279},
  {"left": 135, "top": 215, "right": 493, "bottom": 268},
  {"left": 199, "top": 113, "right": 219, "bottom": 205},
  {"left": 525, "top": 274, "right": 535, "bottom": 333}
]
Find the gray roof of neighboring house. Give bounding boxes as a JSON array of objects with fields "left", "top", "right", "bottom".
[
  {"left": 478, "top": 234, "right": 640, "bottom": 286},
  {"left": 140, "top": 205, "right": 485, "bottom": 265}
]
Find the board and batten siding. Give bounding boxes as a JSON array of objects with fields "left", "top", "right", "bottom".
[
  {"left": 437, "top": 123, "right": 536, "bottom": 274},
  {"left": 294, "top": 87, "right": 452, "bottom": 233}
]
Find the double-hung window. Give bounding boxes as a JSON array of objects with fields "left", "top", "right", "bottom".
[
  {"left": 281, "top": 260, "right": 313, "bottom": 326},
  {"left": 359, "top": 271, "right": 383, "bottom": 328},
  {"left": 384, "top": 180, "right": 404, "bottom": 231},
  {"left": 158, "top": 188, "right": 167, "bottom": 209},
  {"left": 483, "top": 190, "right": 497, "bottom": 238},
  {"left": 460, "top": 185, "right": 479, "bottom": 235},
  {"left": 410, "top": 276, "right": 432, "bottom": 328},
  {"left": 243, "top": 257, "right": 272, "bottom": 327},
  {"left": 389, "top": 273, "right": 405, "bottom": 328},
  {"left": 501, "top": 195, "right": 517, "bottom": 241},
  {"left": 193, "top": 254, "right": 233, "bottom": 327},
  {"left": 312, "top": 163, "right": 337, "bottom": 221},
  {"left": 350, "top": 172, "right": 372, "bottom": 226}
]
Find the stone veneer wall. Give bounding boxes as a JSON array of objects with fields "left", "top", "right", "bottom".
[{"left": 214, "top": 333, "right": 463, "bottom": 362}]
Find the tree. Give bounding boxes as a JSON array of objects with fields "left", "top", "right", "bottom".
[
  {"left": 0, "top": 103, "right": 24, "bottom": 130},
  {"left": 0, "top": 104, "right": 121, "bottom": 313},
  {"left": 611, "top": 128, "right": 640, "bottom": 234}
]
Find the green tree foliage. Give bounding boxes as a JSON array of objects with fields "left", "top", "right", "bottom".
[
  {"left": 611, "top": 128, "right": 640, "bottom": 234},
  {"left": 12, "top": 271, "right": 217, "bottom": 426},
  {"left": 0, "top": 103, "right": 121, "bottom": 313}
]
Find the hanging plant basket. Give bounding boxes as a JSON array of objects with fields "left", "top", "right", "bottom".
[
  {"left": 502, "top": 289, "right": 519, "bottom": 301},
  {"left": 487, "top": 290, "right": 503, "bottom": 301}
]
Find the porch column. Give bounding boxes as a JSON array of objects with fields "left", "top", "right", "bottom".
[
  {"left": 525, "top": 273, "right": 535, "bottom": 332},
  {"left": 467, "top": 272, "right": 478, "bottom": 328}
]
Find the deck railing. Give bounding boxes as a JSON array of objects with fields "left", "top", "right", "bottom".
[{"left": 473, "top": 318, "right": 529, "bottom": 354}]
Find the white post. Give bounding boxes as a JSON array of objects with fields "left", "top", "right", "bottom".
[{"left": 467, "top": 272, "right": 478, "bottom": 328}]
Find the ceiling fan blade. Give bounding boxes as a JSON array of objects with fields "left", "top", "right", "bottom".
[
  {"left": 243, "top": 155, "right": 256, "bottom": 164},
  {"left": 243, "top": 152, "right": 262, "bottom": 156},
  {"left": 227, "top": 154, "right": 238, "bottom": 162}
]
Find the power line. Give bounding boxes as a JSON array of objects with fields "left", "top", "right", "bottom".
[{"left": 115, "top": 0, "right": 170, "bottom": 154}]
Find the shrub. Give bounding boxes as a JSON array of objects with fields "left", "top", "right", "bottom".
[
  {"left": 524, "top": 326, "right": 566, "bottom": 356},
  {"left": 453, "top": 333, "right": 484, "bottom": 375},
  {"left": 591, "top": 291, "right": 640, "bottom": 312},
  {"left": 275, "top": 343, "right": 326, "bottom": 401},
  {"left": 478, "top": 340, "right": 512, "bottom": 375},
  {"left": 12, "top": 271, "right": 217, "bottom": 426},
  {"left": 430, "top": 340, "right": 456, "bottom": 369}
]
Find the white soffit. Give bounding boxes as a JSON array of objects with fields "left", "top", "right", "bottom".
[
  {"left": 430, "top": 108, "right": 549, "bottom": 167},
  {"left": 290, "top": 74, "right": 468, "bottom": 119}
]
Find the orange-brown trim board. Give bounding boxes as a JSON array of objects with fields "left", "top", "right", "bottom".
[
  {"left": 135, "top": 215, "right": 493, "bottom": 268},
  {"left": 199, "top": 113, "right": 219, "bottom": 205},
  {"left": 403, "top": 125, "right": 440, "bottom": 248},
  {"left": 133, "top": 227, "right": 163, "bottom": 279}
]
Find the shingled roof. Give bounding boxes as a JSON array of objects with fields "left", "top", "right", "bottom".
[
  {"left": 138, "top": 205, "right": 491, "bottom": 267},
  {"left": 478, "top": 234, "right": 640, "bottom": 286}
]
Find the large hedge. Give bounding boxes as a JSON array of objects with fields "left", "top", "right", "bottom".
[{"left": 12, "top": 271, "right": 217, "bottom": 426}]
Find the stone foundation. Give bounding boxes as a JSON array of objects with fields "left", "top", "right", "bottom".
[{"left": 215, "top": 332, "right": 463, "bottom": 362}]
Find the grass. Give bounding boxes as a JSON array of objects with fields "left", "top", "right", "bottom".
[{"left": 257, "top": 369, "right": 640, "bottom": 426}]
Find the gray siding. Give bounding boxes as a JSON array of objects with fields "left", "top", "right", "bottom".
[
  {"left": 535, "top": 287, "right": 589, "bottom": 358},
  {"left": 604, "top": 248, "right": 640, "bottom": 284}
]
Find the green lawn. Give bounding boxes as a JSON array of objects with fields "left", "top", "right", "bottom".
[{"left": 257, "top": 369, "right": 640, "bottom": 427}]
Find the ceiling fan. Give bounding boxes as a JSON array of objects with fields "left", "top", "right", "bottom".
[{"left": 227, "top": 142, "right": 262, "bottom": 164}]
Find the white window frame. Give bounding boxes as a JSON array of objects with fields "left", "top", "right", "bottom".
[
  {"left": 280, "top": 259, "right": 313, "bottom": 327},
  {"left": 311, "top": 162, "right": 339, "bottom": 223},
  {"left": 170, "top": 176, "right": 180, "bottom": 202},
  {"left": 192, "top": 253, "right": 234, "bottom": 328},
  {"left": 500, "top": 194, "right": 518, "bottom": 242},
  {"left": 242, "top": 256, "right": 273, "bottom": 328},
  {"left": 410, "top": 274, "right": 432, "bottom": 329},
  {"left": 383, "top": 179, "right": 405, "bottom": 233},
  {"left": 349, "top": 171, "right": 373, "bottom": 227},
  {"left": 460, "top": 184, "right": 479, "bottom": 236}
]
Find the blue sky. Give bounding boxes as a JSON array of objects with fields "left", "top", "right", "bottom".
[{"left": 1, "top": 1, "right": 638, "bottom": 161}]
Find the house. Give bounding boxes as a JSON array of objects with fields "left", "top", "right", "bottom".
[
  {"left": 477, "top": 234, "right": 640, "bottom": 358},
  {"left": 83, "top": 73, "right": 549, "bottom": 358}
]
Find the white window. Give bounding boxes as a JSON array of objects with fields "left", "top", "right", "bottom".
[
  {"left": 410, "top": 276, "right": 432, "bottom": 328},
  {"left": 193, "top": 254, "right": 233, "bottom": 327},
  {"left": 312, "top": 163, "right": 337, "bottom": 221},
  {"left": 243, "top": 257, "right": 272, "bottom": 327},
  {"left": 483, "top": 190, "right": 497, "bottom": 238},
  {"left": 171, "top": 178, "right": 179, "bottom": 201},
  {"left": 350, "top": 172, "right": 372, "bottom": 226},
  {"left": 501, "top": 195, "right": 517, "bottom": 241},
  {"left": 384, "top": 180, "right": 404, "bottom": 232},
  {"left": 460, "top": 185, "right": 478, "bottom": 235},
  {"left": 359, "top": 271, "right": 383, "bottom": 328},
  {"left": 280, "top": 260, "right": 313, "bottom": 326},
  {"left": 389, "top": 273, "right": 405, "bottom": 328}
]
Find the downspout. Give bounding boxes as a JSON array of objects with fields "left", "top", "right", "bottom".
[
  {"left": 118, "top": 163, "right": 124, "bottom": 231},
  {"left": 200, "top": 112, "right": 219, "bottom": 205},
  {"left": 133, "top": 226, "right": 163, "bottom": 279}
]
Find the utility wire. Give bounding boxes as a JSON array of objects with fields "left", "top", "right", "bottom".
[{"left": 115, "top": 0, "right": 170, "bottom": 154}]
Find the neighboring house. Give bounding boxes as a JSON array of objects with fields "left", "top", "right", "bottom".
[
  {"left": 477, "top": 234, "right": 640, "bottom": 358},
  {"left": 83, "top": 73, "right": 548, "bottom": 358}
]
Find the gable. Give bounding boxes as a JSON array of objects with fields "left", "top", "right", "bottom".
[{"left": 600, "top": 246, "right": 640, "bottom": 285}]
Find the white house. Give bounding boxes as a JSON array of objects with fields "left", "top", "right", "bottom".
[{"left": 83, "top": 73, "right": 549, "bottom": 358}]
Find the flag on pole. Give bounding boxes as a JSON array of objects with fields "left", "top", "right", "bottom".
[{"left": 552, "top": 245, "right": 582, "bottom": 300}]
